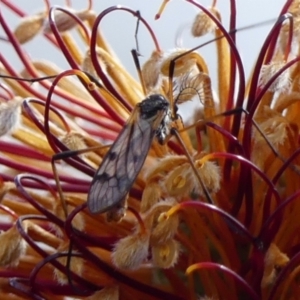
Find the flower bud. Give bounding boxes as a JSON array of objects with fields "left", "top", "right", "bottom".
[
  {"left": 60, "top": 131, "right": 86, "bottom": 152},
  {"left": 193, "top": 160, "right": 221, "bottom": 196},
  {"left": 14, "top": 12, "right": 45, "bottom": 44},
  {"left": 288, "top": 0, "right": 300, "bottom": 17},
  {"left": 44, "top": 9, "right": 95, "bottom": 33},
  {"left": 141, "top": 50, "right": 163, "bottom": 93},
  {"left": 165, "top": 159, "right": 221, "bottom": 199},
  {"left": 254, "top": 106, "right": 288, "bottom": 149},
  {"left": 86, "top": 286, "right": 119, "bottom": 300},
  {"left": 150, "top": 209, "right": 179, "bottom": 245},
  {"left": 112, "top": 232, "right": 149, "bottom": 270},
  {"left": 0, "top": 97, "right": 23, "bottom": 136},
  {"left": 140, "top": 181, "right": 161, "bottom": 213},
  {"left": 191, "top": 7, "right": 219, "bottom": 37},
  {"left": 0, "top": 181, "right": 15, "bottom": 202},
  {"left": 165, "top": 163, "right": 190, "bottom": 198},
  {"left": 151, "top": 239, "right": 180, "bottom": 268},
  {"left": 259, "top": 61, "right": 291, "bottom": 93},
  {"left": 160, "top": 49, "right": 197, "bottom": 77},
  {"left": 82, "top": 50, "right": 98, "bottom": 79},
  {"left": 261, "top": 243, "right": 289, "bottom": 288},
  {"left": 0, "top": 223, "right": 27, "bottom": 266}
]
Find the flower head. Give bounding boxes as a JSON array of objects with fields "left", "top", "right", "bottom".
[{"left": 0, "top": 0, "right": 300, "bottom": 299}]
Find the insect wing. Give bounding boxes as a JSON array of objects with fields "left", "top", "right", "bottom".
[{"left": 87, "top": 105, "right": 164, "bottom": 214}]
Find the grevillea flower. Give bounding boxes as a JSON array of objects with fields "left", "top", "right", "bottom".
[{"left": 1, "top": 0, "right": 300, "bottom": 299}]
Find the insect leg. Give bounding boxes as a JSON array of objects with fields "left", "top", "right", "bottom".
[
  {"left": 0, "top": 74, "right": 58, "bottom": 83},
  {"left": 170, "top": 127, "right": 215, "bottom": 204},
  {"left": 51, "top": 144, "right": 111, "bottom": 218}
]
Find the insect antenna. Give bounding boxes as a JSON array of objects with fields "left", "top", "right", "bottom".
[
  {"left": 134, "top": 10, "right": 142, "bottom": 56},
  {"left": 131, "top": 49, "right": 147, "bottom": 96}
]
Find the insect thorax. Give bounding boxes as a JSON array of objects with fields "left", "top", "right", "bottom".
[
  {"left": 139, "top": 94, "right": 169, "bottom": 117},
  {"left": 139, "top": 94, "right": 172, "bottom": 145}
]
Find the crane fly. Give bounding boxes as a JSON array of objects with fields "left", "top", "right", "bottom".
[{"left": 87, "top": 94, "right": 172, "bottom": 214}]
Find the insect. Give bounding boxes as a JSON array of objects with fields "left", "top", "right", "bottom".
[{"left": 87, "top": 94, "right": 172, "bottom": 214}]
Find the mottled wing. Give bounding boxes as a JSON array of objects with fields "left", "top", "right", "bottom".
[{"left": 88, "top": 107, "right": 158, "bottom": 214}]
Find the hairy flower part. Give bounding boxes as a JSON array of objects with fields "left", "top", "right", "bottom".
[
  {"left": 259, "top": 61, "right": 291, "bottom": 93},
  {"left": 148, "top": 199, "right": 179, "bottom": 245},
  {"left": 280, "top": 0, "right": 300, "bottom": 42},
  {"left": 195, "top": 160, "right": 221, "bottom": 193},
  {"left": 140, "top": 181, "right": 162, "bottom": 213},
  {"left": 141, "top": 50, "right": 164, "bottom": 94},
  {"left": 44, "top": 9, "right": 95, "bottom": 33},
  {"left": 13, "top": 12, "right": 45, "bottom": 44},
  {"left": 141, "top": 155, "right": 188, "bottom": 212},
  {"left": 142, "top": 198, "right": 176, "bottom": 238},
  {"left": 165, "top": 159, "right": 221, "bottom": 199},
  {"left": 288, "top": 0, "right": 300, "bottom": 15},
  {"left": 146, "top": 155, "right": 189, "bottom": 180},
  {"left": 112, "top": 231, "right": 150, "bottom": 270},
  {"left": 191, "top": 7, "right": 219, "bottom": 37},
  {"left": 252, "top": 106, "right": 290, "bottom": 169},
  {"left": 0, "top": 97, "right": 22, "bottom": 136},
  {"left": 83, "top": 47, "right": 112, "bottom": 79},
  {"left": 60, "top": 131, "right": 87, "bottom": 152},
  {"left": 160, "top": 49, "right": 198, "bottom": 77},
  {"left": 82, "top": 50, "right": 98, "bottom": 79},
  {"left": 266, "top": 123, "right": 291, "bottom": 148},
  {"left": 261, "top": 243, "right": 289, "bottom": 288},
  {"left": 86, "top": 286, "right": 119, "bottom": 300},
  {"left": 0, "top": 222, "right": 27, "bottom": 267},
  {"left": 151, "top": 238, "right": 180, "bottom": 268},
  {"left": 53, "top": 242, "right": 84, "bottom": 284},
  {"left": 165, "top": 163, "right": 191, "bottom": 198},
  {"left": 0, "top": 181, "right": 15, "bottom": 202},
  {"left": 280, "top": 16, "right": 300, "bottom": 55},
  {"left": 52, "top": 203, "right": 85, "bottom": 237}
]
